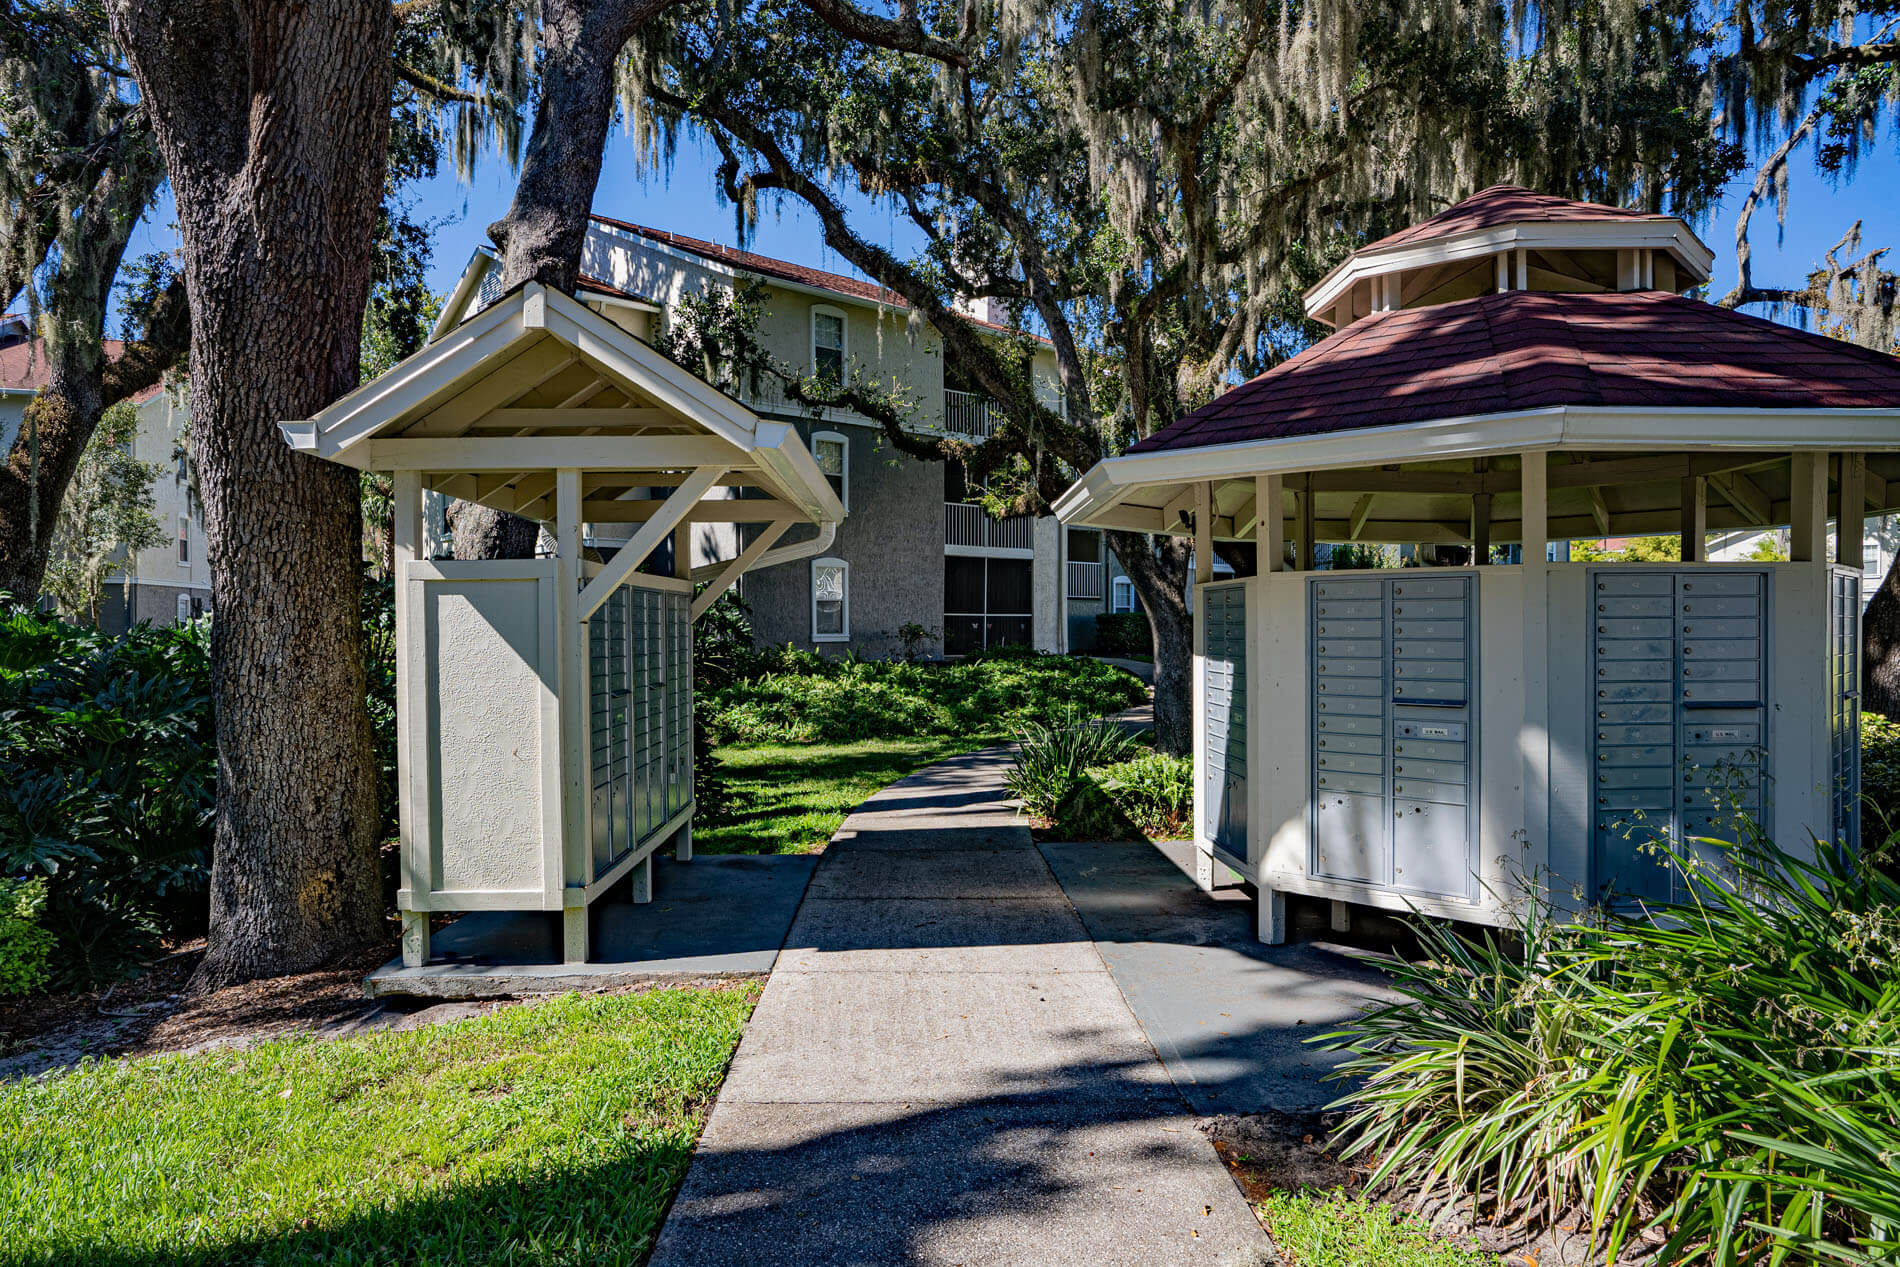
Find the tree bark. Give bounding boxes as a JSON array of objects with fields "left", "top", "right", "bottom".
[
  {"left": 451, "top": 499, "right": 541, "bottom": 560},
  {"left": 1864, "top": 555, "right": 1900, "bottom": 720},
  {"left": 109, "top": 0, "right": 392, "bottom": 988},
  {"left": 1110, "top": 529, "right": 1193, "bottom": 755}
]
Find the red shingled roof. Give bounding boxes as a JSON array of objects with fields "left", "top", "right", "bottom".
[
  {"left": 589, "top": 215, "right": 1042, "bottom": 339},
  {"left": 1361, "top": 185, "right": 1668, "bottom": 253},
  {"left": 1, "top": 334, "right": 130, "bottom": 393},
  {"left": 1130, "top": 289, "right": 1900, "bottom": 454}
]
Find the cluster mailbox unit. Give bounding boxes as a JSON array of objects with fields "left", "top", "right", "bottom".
[
  {"left": 282, "top": 282, "right": 844, "bottom": 966},
  {"left": 1057, "top": 186, "right": 1900, "bottom": 940}
]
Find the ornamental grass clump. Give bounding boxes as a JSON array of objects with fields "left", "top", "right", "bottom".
[
  {"left": 1323, "top": 833, "right": 1900, "bottom": 1266},
  {"left": 1005, "top": 709, "right": 1143, "bottom": 820}
]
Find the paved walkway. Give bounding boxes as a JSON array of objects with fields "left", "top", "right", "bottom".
[{"left": 649, "top": 748, "right": 1266, "bottom": 1267}]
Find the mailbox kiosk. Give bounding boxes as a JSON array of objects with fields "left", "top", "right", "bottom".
[
  {"left": 1057, "top": 186, "right": 1900, "bottom": 939},
  {"left": 282, "top": 282, "right": 844, "bottom": 964}
]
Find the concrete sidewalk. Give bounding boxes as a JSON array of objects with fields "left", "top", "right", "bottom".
[{"left": 649, "top": 748, "right": 1266, "bottom": 1267}]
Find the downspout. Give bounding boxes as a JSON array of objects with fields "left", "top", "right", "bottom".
[{"left": 687, "top": 519, "right": 838, "bottom": 585}]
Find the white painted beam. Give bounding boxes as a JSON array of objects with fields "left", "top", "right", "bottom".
[
  {"left": 1347, "top": 493, "right": 1376, "bottom": 540},
  {"left": 1680, "top": 474, "right": 1707, "bottom": 562},
  {"left": 1840, "top": 453, "right": 1867, "bottom": 568},
  {"left": 1194, "top": 482, "right": 1214, "bottom": 584},
  {"left": 358, "top": 435, "right": 750, "bottom": 472},
  {"left": 577, "top": 466, "right": 728, "bottom": 621},
  {"left": 1790, "top": 451, "right": 1829, "bottom": 562},
  {"left": 1258, "top": 474, "right": 1286, "bottom": 572},
  {"left": 691, "top": 521, "right": 794, "bottom": 621},
  {"left": 1520, "top": 452, "right": 1547, "bottom": 563}
]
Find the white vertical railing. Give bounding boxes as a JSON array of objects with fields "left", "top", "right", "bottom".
[
  {"left": 943, "top": 389, "right": 1005, "bottom": 438},
  {"left": 945, "top": 502, "right": 1033, "bottom": 550},
  {"left": 1066, "top": 560, "right": 1103, "bottom": 599}
]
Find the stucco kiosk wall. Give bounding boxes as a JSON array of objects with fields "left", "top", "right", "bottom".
[{"left": 745, "top": 419, "right": 942, "bottom": 657}]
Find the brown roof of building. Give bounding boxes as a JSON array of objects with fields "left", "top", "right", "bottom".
[
  {"left": 1, "top": 333, "right": 130, "bottom": 393},
  {"left": 1359, "top": 185, "right": 1670, "bottom": 254},
  {"left": 1130, "top": 289, "right": 1900, "bottom": 454},
  {"left": 589, "top": 215, "right": 1043, "bottom": 339}
]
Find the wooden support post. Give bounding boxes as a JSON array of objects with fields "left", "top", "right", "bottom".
[
  {"left": 1520, "top": 451, "right": 1548, "bottom": 564},
  {"left": 577, "top": 466, "right": 726, "bottom": 620},
  {"left": 1470, "top": 492, "right": 1492, "bottom": 564},
  {"left": 1296, "top": 474, "right": 1315, "bottom": 572},
  {"left": 1194, "top": 481, "right": 1214, "bottom": 585},
  {"left": 1259, "top": 473, "right": 1286, "bottom": 572},
  {"left": 1194, "top": 846, "right": 1216, "bottom": 893},
  {"left": 631, "top": 853, "right": 653, "bottom": 904},
  {"left": 392, "top": 470, "right": 426, "bottom": 967},
  {"left": 401, "top": 910, "right": 430, "bottom": 969},
  {"left": 1680, "top": 475, "right": 1707, "bottom": 563},
  {"left": 673, "top": 522, "right": 693, "bottom": 579},
  {"left": 675, "top": 823, "right": 693, "bottom": 863},
  {"left": 1257, "top": 885, "right": 1287, "bottom": 945},
  {"left": 1330, "top": 900, "right": 1351, "bottom": 933},
  {"left": 1791, "top": 452, "right": 1829, "bottom": 563},
  {"left": 1840, "top": 454, "right": 1867, "bottom": 568},
  {"left": 1515, "top": 249, "right": 1528, "bottom": 291},
  {"left": 563, "top": 906, "right": 589, "bottom": 963},
  {"left": 556, "top": 468, "right": 588, "bottom": 964},
  {"left": 1495, "top": 253, "right": 1510, "bottom": 293}
]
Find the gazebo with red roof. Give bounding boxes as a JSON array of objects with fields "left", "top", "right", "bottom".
[{"left": 1056, "top": 185, "right": 1900, "bottom": 942}]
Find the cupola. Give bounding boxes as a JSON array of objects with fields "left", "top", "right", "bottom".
[{"left": 1304, "top": 185, "right": 1715, "bottom": 330}]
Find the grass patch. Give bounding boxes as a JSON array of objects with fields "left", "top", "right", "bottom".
[
  {"left": 1260, "top": 1191, "right": 1498, "bottom": 1267},
  {"left": 694, "top": 737, "right": 985, "bottom": 854},
  {"left": 0, "top": 984, "right": 758, "bottom": 1266}
]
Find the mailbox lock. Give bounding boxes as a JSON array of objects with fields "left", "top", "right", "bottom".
[{"left": 1394, "top": 744, "right": 1404, "bottom": 754}]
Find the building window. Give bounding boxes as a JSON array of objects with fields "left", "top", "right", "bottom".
[
  {"left": 175, "top": 594, "right": 192, "bottom": 625},
  {"left": 176, "top": 514, "right": 190, "bottom": 565},
  {"left": 1112, "top": 576, "right": 1136, "bottom": 613},
  {"left": 811, "top": 306, "right": 847, "bottom": 384},
  {"left": 812, "top": 557, "right": 849, "bottom": 642},
  {"left": 944, "top": 556, "right": 1033, "bottom": 654},
  {"left": 812, "top": 430, "right": 848, "bottom": 510}
]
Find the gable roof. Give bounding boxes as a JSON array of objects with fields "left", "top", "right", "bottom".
[
  {"left": 1131, "top": 289, "right": 1900, "bottom": 455},
  {"left": 1362, "top": 185, "right": 1670, "bottom": 253},
  {"left": 590, "top": 215, "right": 1045, "bottom": 340}
]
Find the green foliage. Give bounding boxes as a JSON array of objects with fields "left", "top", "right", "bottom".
[
  {"left": 0, "top": 605, "right": 213, "bottom": 987},
  {"left": 1746, "top": 534, "right": 1790, "bottom": 562},
  {"left": 1861, "top": 712, "right": 1900, "bottom": 836},
  {"left": 362, "top": 574, "right": 399, "bottom": 845},
  {"left": 0, "top": 984, "right": 756, "bottom": 1265},
  {"left": 1049, "top": 776, "right": 1141, "bottom": 841},
  {"left": 896, "top": 621, "right": 941, "bottom": 663},
  {"left": 1327, "top": 543, "right": 1400, "bottom": 570},
  {"left": 1261, "top": 1191, "right": 1498, "bottom": 1267},
  {"left": 41, "top": 400, "right": 165, "bottom": 623},
  {"left": 1094, "top": 752, "right": 1193, "bottom": 838},
  {"left": 1005, "top": 708, "right": 1143, "bottom": 820},
  {"left": 0, "top": 875, "right": 53, "bottom": 996},
  {"left": 702, "top": 648, "right": 1145, "bottom": 745},
  {"left": 1094, "top": 611, "right": 1151, "bottom": 657},
  {"left": 1323, "top": 833, "right": 1900, "bottom": 1266},
  {"left": 1570, "top": 535, "right": 1682, "bottom": 563}
]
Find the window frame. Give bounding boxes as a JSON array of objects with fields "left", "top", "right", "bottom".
[
  {"left": 811, "top": 429, "right": 849, "bottom": 512},
  {"left": 176, "top": 513, "right": 190, "bottom": 566},
  {"left": 1112, "top": 576, "right": 1136, "bottom": 613},
  {"left": 811, "top": 556, "right": 850, "bottom": 643},
  {"left": 810, "top": 304, "right": 848, "bottom": 384}
]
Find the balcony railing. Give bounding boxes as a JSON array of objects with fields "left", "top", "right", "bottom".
[
  {"left": 1066, "top": 560, "right": 1104, "bottom": 600},
  {"left": 946, "top": 501, "right": 1033, "bottom": 551},
  {"left": 942, "top": 389, "right": 1005, "bottom": 438}
]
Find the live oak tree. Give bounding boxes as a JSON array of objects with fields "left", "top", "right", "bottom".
[
  {"left": 0, "top": 4, "right": 188, "bottom": 603},
  {"left": 626, "top": 0, "right": 1733, "bottom": 752}
]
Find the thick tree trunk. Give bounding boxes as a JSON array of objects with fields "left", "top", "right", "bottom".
[
  {"left": 1110, "top": 529, "right": 1193, "bottom": 755},
  {"left": 452, "top": 500, "right": 541, "bottom": 560},
  {"left": 1864, "top": 553, "right": 1900, "bottom": 720},
  {"left": 110, "top": 0, "right": 392, "bottom": 988}
]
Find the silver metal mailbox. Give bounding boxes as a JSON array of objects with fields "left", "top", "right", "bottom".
[{"left": 1201, "top": 583, "right": 1249, "bottom": 856}]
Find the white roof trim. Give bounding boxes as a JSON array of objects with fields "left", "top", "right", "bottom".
[
  {"left": 1303, "top": 219, "right": 1716, "bottom": 321},
  {"left": 430, "top": 247, "right": 496, "bottom": 342},
  {"left": 1054, "top": 404, "right": 1900, "bottom": 527}
]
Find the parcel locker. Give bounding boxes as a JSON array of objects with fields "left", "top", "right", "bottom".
[
  {"left": 1310, "top": 574, "right": 1477, "bottom": 898},
  {"left": 1588, "top": 569, "right": 1769, "bottom": 903},
  {"left": 1201, "top": 584, "right": 1248, "bottom": 855},
  {"left": 1830, "top": 569, "right": 1862, "bottom": 851}
]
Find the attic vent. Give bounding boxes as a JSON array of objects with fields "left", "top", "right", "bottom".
[{"left": 473, "top": 266, "right": 503, "bottom": 315}]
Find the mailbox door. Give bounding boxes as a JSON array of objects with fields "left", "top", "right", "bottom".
[{"left": 1201, "top": 584, "right": 1248, "bottom": 855}]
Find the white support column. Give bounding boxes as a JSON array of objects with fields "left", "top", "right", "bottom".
[
  {"left": 1520, "top": 451, "right": 1548, "bottom": 564},
  {"left": 556, "top": 467, "right": 589, "bottom": 965},
  {"left": 1257, "top": 885, "right": 1287, "bottom": 945},
  {"left": 1840, "top": 454, "right": 1867, "bottom": 569},
  {"left": 393, "top": 470, "right": 428, "bottom": 968},
  {"left": 1194, "top": 481, "right": 1214, "bottom": 585},
  {"left": 1296, "top": 474, "right": 1315, "bottom": 572},
  {"left": 1259, "top": 473, "right": 1286, "bottom": 572},
  {"left": 1495, "top": 253, "right": 1510, "bottom": 293},
  {"left": 673, "top": 522, "right": 693, "bottom": 579},
  {"left": 1791, "top": 452, "right": 1829, "bottom": 563},
  {"left": 1330, "top": 900, "right": 1351, "bottom": 933},
  {"left": 1680, "top": 475, "right": 1708, "bottom": 563},
  {"left": 1514, "top": 249, "right": 1528, "bottom": 292},
  {"left": 675, "top": 823, "right": 693, "bottom": 863},
  {"left": 630, "top": 853, "right": 653, "bottom": 904}
]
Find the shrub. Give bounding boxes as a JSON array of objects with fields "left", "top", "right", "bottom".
[
  {"left": 1004, "top": 709, "right": 1143, "bottom": 819},
  {"left": 1049, "top": 777, "right": 1141, "bottom": 841},
  {"left": 701, "top": 650, "right": 1145, "bottom": 744},
  {"left": 0, "top": 606, "right": 215, "bottom": 987},
  {"left": 1094, "top": 611, "right": 1151, "bottom": 657},
  {"left": 1323, "top": 832, "right": 1900, "bottom": 1266},
  {"left": 1861, "top": 711, "right": 1900, "bottom": 836},
  {"left": 0, "top": 875, "right": 54, "bottom": 996},
  {"left": 1095, "top": 752, "right": 1193, "bottom": 837}
]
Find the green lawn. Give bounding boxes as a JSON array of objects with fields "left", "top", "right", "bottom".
[
  {"left": 693, "top": 737, "right": 990, "bottom": 855},
  {"left": 0, "top": 984, "right": 758, "bottom": 1267},
  {"left": 1259, "top": 1192, "right": 1500, "bottom": 1267}
]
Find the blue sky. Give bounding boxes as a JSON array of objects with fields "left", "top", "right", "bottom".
[{"left": 120, "top": 113, "right": 1900, "bottom": 337}]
